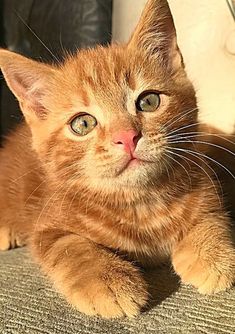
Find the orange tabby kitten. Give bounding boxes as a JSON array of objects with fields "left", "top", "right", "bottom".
[{"left": 0, "top": 0, "right": 234, "bottom": 318}]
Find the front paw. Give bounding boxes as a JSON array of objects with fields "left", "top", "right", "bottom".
[
  {"left": 172, "top": 245, "right": 235, "bottom": 294},
  {"left": 0, "top": 226, "right": 27, "bottom": 251},
  {"left": 66, "top": 263, "right": 148, "bottom": 318}
]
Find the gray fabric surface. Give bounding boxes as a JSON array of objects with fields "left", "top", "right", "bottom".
[{"left": 0, "top": 249, "right": 234, "bottom": 334}]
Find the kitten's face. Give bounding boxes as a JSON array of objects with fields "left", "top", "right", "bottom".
[
  {"left": 0, "top": 0, "right": 197, "bottom": 192},
  {"left": 37, "top": 47, "right": 197, "bottom": 190}
]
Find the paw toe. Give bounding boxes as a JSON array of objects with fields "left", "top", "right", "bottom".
[{"left": 0, "top": 227, "right": 11, "bottom": 251}]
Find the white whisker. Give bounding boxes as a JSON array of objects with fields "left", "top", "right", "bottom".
[
  {"left": 164, "top": 150, "right": 192, "bottom": 187},
  {"left": 167, "top": 139, "right": 235, "bottom": 158},
  {"left": 166, "top": 148, "right": 222, "bottom": 207},
  {"left": 170, "top": 147, "right": 235, "bottom": 180},
  {"left": 160, "top": 107, "right": 198, "bottom": 132}
]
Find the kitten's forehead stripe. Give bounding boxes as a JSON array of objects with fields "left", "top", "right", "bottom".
[
  {"left": 80, "top": 88, "right": 90, "bottom": 107},
  {"left": 125, "top": 70, "right": 136, "bottom": 91},
  {"left": 67, "top": 47, "right": 138, "bottom": 106}
]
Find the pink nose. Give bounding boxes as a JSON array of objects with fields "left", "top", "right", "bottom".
[{"left": 112, "top": 130, "right": 141, "bottom": 154}]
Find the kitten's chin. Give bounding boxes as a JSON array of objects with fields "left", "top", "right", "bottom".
[
  {"left": 116, "top": 158, "right": 152, "bottom": 176},
  {"left": 102, "top": 160, "right": 163, "bottom": 188},
  {"left": 83, "top": 154, "right": 165, "bottom": 191},
  {"left": 117, "top": 161, "right": 160, "bottom": 184}
]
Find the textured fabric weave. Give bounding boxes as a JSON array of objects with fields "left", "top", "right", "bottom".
[{"left": 0, "top": 249, "right": 234, "bottom": 334}]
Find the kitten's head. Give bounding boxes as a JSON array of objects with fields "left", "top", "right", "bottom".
[{"left": 0, "top": 0, "right": 197, "bottom": 193}]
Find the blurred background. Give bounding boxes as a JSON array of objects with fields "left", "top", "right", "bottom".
[{"left": 1, "top": 0, "right": 235, "bottom": 141}]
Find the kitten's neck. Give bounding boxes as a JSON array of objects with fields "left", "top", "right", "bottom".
[{"left": 47, "top": 171, "right": 193, "bottom": 213}]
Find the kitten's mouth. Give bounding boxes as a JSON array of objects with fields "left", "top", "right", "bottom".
[
  {"left": 126, "top": 157, "right": 141, "bottom": 167},
  {"left": 116, "top": 156, "right": 154, "bottom": 176}
]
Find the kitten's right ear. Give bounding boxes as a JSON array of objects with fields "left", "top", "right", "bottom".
[
  {"left": 0, "top": 49, "right": 56, "bottom": 121},
  {"left": 127, "top": 0, "right": 182, "bottom": 70}
]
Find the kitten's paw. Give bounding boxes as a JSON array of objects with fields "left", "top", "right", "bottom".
[
  {"left": 0, "top": 226, "right": 27, "bottom": 251},
  {"left": 0, "top": 227, "right": 11, "bottom": 251},
  {"left": 172, "top": 245, "right": 235, "bottom": 294},
  {"left": 67, "top": 265, "right": 148, "bottom": 318}
]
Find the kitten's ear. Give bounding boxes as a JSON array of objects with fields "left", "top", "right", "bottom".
[
  {"left": 0, "top": 49, "right": 56, "bottom": 121},
  {"left": 128, "top": 0, "right": 182, "bottom": 69}
]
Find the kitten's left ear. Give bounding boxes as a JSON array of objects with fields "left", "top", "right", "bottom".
[
  {"left": 128, "top": 0, "right": 182, "bottom": 69},
  {"left": 0, "top": 49, "right": 56, "bottom": 122}
]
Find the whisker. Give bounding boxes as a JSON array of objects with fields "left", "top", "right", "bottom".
[
  {"left": 166, "top": 158, "right": 177, "bottom": 181},
  {"left": 164, "top": 150, "right": 192, "bottom": 187},
  {"left": 12, "top": 160, "right": 79, "bottom": 185},
  {"left": 23, "top": 180, "right": 47, "bottom": 207},
  {"left": 160, "top": 107, "right": 198, "bottom": 132},
  {"left": 170, "top": 147, "right": 235, "bottom": 180},
  {"left": 34, "top": 179, "right": 72, "bottom": 233},
  {"left": 166, "top": 122, "right": 203, "bottom": 138},
  {"left": 11, "top": 161, "right": 52, "bottom": 183},
  {"left": 58, "top": 173, "right": 80, "bottom": 216},
  {"left": 167, "top": 139, "right": 235, "bottom": 158},
  {"left": 169, "top": 146, "right": 223, "bottom": 198},
  {"left": 167, "top": 148, "right": 222, "bottom": 206},
  {"left": 161, "top": 103, "right": 228, "bottom": 137},
  {"left": 161, "top": 154, "right": 172, "bottom": 182},
  {"left": 167, "top": 131, "right": 235, "bottom": 143},
  {"left": 14, "top": 10, "right": 60, "bottom": 63},
  {"left": 33, "top": 163, "right": 83, "bottom": 232},
  {"left": 166, "top": 132, "right": 235, "bottom": 157}
]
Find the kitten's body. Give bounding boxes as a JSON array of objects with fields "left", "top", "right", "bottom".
[
  {"left": 0, "top": 125, "right": 218, "bottom": 260},
  {"left": 0, "top": 0, "right": 234, "bottom": 318},
  {"left": 0, "top": 122, "right": 232, "bottom": 259},
  {"left": 0, "top": 123, "right": 213, "bottom": 262}
]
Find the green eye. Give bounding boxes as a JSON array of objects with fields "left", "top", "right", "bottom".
[
  {"left": 70, "top": 114, "right": 97, "bottom": 136},
  {"left": 136, "top": 91, "right": 160, "bottom": 112}
]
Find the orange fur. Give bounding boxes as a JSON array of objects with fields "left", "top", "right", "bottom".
[{"left": 0, "top": 0, "right": 234, "bottom": 318}]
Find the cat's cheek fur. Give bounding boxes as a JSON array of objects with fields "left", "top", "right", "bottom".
[
  {"left": 31, "top": 229, "right": 148, "bottom": 318},
  {"left": 39, "top": 130, "right": 90, "bottom": 179}
]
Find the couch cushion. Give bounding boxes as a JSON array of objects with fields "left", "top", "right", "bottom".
[{"left": 0, "top": 248, "right": 234, "bottom": 334}]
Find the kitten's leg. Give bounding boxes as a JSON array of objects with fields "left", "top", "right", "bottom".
[
  {"left": 172, "top": 216, "right": 235, "bottom": 294},
  {"left": 0, "top": 226, "right": 12, "bottom": 251},
  {"left": 0, "top": 190, "right": 33, "bottom": 250},
  {"left": 0, "top": 213, "right": 30, "bottom": 251},
  {"left": 0, "top": 226, "right": 28, "bottom": 251},
  {"left": 31, "top": 228, "right": 148, "bottom": 318},
  {"left": 0, "top": 225, "right": 27, "bottom": 251}
]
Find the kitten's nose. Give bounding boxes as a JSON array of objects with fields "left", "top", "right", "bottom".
[{"left": 112, "top": 130, "right": 141, "bottom": 154}]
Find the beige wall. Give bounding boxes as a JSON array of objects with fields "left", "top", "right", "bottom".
[
  {"left": 112, "top": 0, "right": 147, "bottom": 43},
  {"left": 113, "top": 0, "right": 235, "bottom": 134}
]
